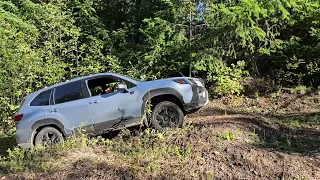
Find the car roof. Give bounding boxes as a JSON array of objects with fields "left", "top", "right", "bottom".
[{"left": 31, "top": 73, "right": 134, "bottom": 95}]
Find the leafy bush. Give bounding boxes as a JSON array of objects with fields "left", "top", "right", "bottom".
[
  {"left": 0, "top": 97, "right": 18, "bottom": 134},
  {"left": 210, "top": 60, "right": 248, "bottom": 96}
]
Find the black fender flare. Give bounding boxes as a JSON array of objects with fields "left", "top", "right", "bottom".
[
  {"left": 29, "top": 118, "right": 66, "bottom": 145},
  {"left": 141, "top": 88, "right": 184, "bottom": 126}
]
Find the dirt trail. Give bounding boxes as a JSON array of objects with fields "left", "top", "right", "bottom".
[
  {"left": 188, "top": 118, "right": 319, "bottom": 179},
  {"left": 184, "top": 99, "right": 320, "bottom": 179}
]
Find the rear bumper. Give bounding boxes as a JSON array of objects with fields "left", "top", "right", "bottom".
[{"left": 184, "top": 85, "right": 209, "bottom": 112}]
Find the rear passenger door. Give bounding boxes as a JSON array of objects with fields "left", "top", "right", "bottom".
[{"left": 46, "top": 80, "right": 94, "bottom": 135}]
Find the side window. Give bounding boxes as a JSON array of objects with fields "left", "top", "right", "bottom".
[
  {"left": 54, "top": 81, "right": 84, "bottom": 104},
  {"left": 87, "top": 77, "right": 115, "bottom": 97},
  {"left": 87, "top": 76, "right": 136, "bottom": 97},
  {"left": 30, "top": 89, "right": 51, "bottom": 106}
]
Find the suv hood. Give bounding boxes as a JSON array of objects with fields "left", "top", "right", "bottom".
[{"left": 137, "top": 77, "right": 205, "bottom": 87}]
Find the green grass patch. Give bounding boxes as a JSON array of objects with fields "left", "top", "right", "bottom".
[
  {"left": 284, "top": 115, "right": 320, "bottom": 129},
  {"left": 217, "top": 131, "right": 235, "bottom": 141}
]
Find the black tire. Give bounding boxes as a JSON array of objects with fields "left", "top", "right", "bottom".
[
  {"left": 151, "top": 101, "right": 185, "bottom": 131},
  {"left": 34, "top": 127, "right": 64, "bottom": 147}
]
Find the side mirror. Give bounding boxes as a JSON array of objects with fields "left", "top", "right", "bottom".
[{"left": 115, "top": 83, "right": 128, "bottom": 93}]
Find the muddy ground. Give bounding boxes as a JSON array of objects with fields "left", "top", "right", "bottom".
[{"left": 185, "top": 94, "right": 320, "bottom": 179}]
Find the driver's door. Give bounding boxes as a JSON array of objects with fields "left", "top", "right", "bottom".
[{"left": 86, "top": 75, "right": 141, "bottom": 134}]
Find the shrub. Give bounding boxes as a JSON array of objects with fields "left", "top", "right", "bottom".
[
  {"left": 210, "top": 60, "right": 249, "bottom": 96},
  {"left": 0, "top": 97, "right": 18, "bottom": 135}
]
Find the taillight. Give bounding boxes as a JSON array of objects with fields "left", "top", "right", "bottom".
[
  {"left": 173, "top": 79, "right": 190, "bottom": 84},
  {"left": 13, "top": 114, "right": 23, "bottom": 121}
]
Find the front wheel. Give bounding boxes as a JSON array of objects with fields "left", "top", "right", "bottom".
[
  {"left": 34, "top": 127, "right": 64, "bottom": 147},
  {"left": 151, "top": 101, "right": 185, "bottom": 131}
]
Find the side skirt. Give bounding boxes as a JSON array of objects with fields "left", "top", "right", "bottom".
[{"left": 93, "top": 117, "right": 142, "bottom": 135}]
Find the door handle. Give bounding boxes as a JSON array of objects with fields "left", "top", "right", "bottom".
[
  {"left": 49, "top": 109, "right": 58, "bottom": 113},
  {"left": 89, "top": 100, "right": 99, "bottom": 104}
]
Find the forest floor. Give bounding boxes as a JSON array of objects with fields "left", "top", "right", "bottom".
[{"left": 1, "top": 92, "right": 320, "bottom": 179}]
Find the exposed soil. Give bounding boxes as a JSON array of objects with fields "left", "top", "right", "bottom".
[
  {"left": 2, "top": 93, "right": 320, "bottom": 180},
  {"left": 185, "top": 113, "right": 320, "bottom": 179}
]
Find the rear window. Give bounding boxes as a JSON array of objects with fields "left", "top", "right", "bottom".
[
  {"left": 30, "top": 90, "right": 51, "bottom": 106},
  {"left": 54, "top": 81, "right": 83, "bottom": 104}
]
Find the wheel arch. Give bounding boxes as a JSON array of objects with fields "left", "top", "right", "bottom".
[
  {"left": 30, "top": 118, "right": 66, "bottom": 145},
  {"left": 141, "top": 88, "right": 185, "bottom": 126}
]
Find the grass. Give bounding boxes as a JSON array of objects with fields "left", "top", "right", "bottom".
[
  {"left": 0, "top": 127, "right": 207, "bottom": 179},
  {"left": 0, "top": 126, "right": 249, "bottom": 179},
  {"left": 0, "top": 129, "right": 93, "bottom": 172},
  {"left": 0, "top": 124, "right": 317, "bottom": 179},
  {"left": 249, "top": 129, "right": 261, "bottom": 143},
  {"left": 217, "top": 131, "right": 235, "bottom": 142},
  {"left": 283, "top": 115, "right": 320, "bottom": 129}
]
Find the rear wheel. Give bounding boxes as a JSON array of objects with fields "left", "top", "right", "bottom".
[
  {"left": 151, "top": 101, "right": 184, "bottom": 131},
  {"left": 34, "top": 127, "right": 64, "bottom": 147}
]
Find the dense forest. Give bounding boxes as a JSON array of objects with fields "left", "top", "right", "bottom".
[{"left": 1, "top": 0, "right": 320, "bottom": 134}]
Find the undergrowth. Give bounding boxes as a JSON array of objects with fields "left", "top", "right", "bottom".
[
  {"left": 0, "top": 127, "right": 201, "bottom": 178},
  {"left": 284, "top": 115, "right": 320, "bottom": 129},
  {"left": 0, "top": 129, "right": 93, "bottom": 173}
]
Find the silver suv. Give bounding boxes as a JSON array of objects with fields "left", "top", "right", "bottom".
[{"left": 14, "top": 73, "right": 208, "bottom": 148}]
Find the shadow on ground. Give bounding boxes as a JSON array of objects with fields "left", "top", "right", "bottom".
[
  {"left": 192, "top": 107, "right": 320, "bottom": 156},
  {"left": 0, "top": 135, "right": 16, "bottom": 156}
]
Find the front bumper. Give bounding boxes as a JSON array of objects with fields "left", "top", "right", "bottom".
[{"left": 184, "top": 85, "right": 209, "bottom": 112}]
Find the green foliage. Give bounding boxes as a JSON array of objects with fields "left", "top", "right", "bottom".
[
  {"left": 218, "top": 131, "right": 235, "bottom": 142},
  {"left": 169, "top": 145, "right": 192, "bottom": 160},
  {"left": 0, "top": 98, "right": 18, "bottom": 133},
  {"left": 223, "top": 95, "right": 245, "bottom": 107},
  {"left": 284, "top": 115, "right": 320, "bottom": 129},
  {"left": 210, "top": 60, "right": 248, "bottom": 95},
  {"left": 1, "top": 0, "right": 320, "bottom": 132},
  {"left": 250, "top": 129, "right": 261, "bottom": 143}
]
